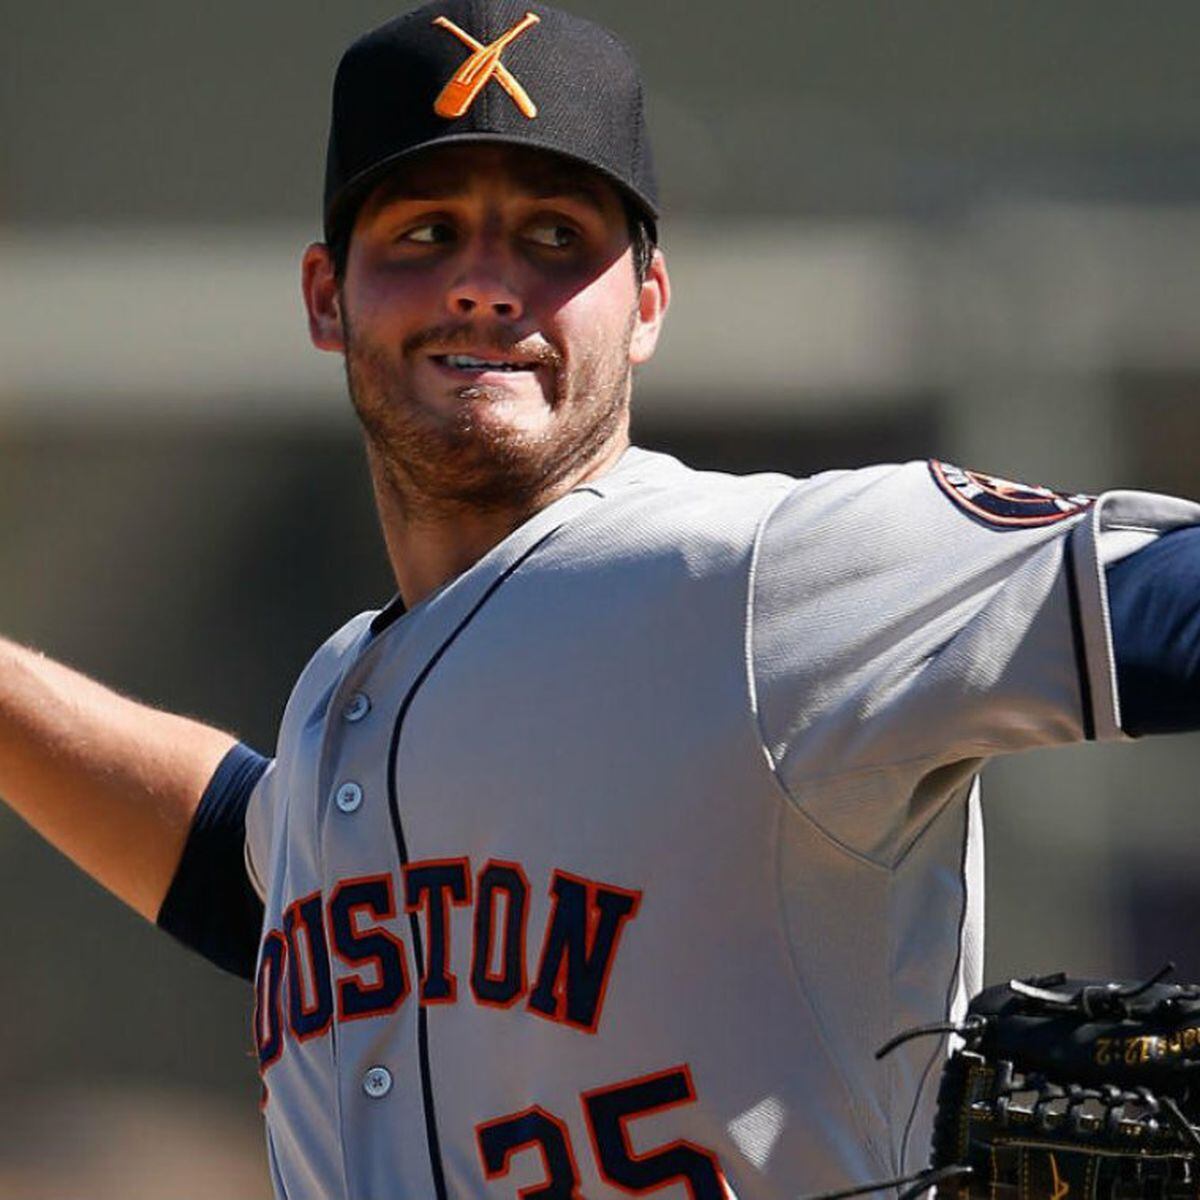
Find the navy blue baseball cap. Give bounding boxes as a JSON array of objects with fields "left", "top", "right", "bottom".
[{"left": 323, "top": 0, "right": 659, "bottom": 245}]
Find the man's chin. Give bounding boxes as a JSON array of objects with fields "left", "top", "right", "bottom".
[
  {"left": 444, "top": 382, "right": 556, "bottom": 429},
  {"left": 349, "top": 356, "right": 630, "bottom": 513},
  {"left": 368, "top": 419, "right": 561, "bottom": 512}
]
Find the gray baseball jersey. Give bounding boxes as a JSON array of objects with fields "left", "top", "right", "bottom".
[{"left": 244, "top": 447, "right": 1200, "bottom": 1200}]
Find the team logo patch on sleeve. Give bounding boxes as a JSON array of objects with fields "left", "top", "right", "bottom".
[{"left": 929, "top": 461, "right": 1094, "bottom": 528}]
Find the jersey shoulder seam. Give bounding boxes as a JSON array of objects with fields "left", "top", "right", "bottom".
[{"left": 744, "top": 478, "right": 898, "bottom": 874}]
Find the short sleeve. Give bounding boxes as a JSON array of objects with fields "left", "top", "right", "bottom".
[
  {"left": 157, "top": 743, "right": 271, "bottom": 979},
  {"left": 749, "top": 461, "right": 1200, "bottom": 862}
]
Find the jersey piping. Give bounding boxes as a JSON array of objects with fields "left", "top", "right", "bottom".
[
  {"left": 899, "top": 782, "right": 975, "bottom": 1172},
  {"left": 384, "top": 524, "right": 573, "bottom": 1200},
  {"left": 1063, "top": 532, "right": 1097, "bottom": 740}
]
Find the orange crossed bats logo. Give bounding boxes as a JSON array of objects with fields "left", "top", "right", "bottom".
[{"left": 432, "top": 12, "right": 540, "bottom": 120}]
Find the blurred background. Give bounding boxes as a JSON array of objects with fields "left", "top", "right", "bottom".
[{"left": 3, "top": 1, "right": 1200, "bottom": 1194}]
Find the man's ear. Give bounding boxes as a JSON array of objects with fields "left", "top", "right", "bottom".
[
  {"left": 302, "top": 243, "right": 345, "bottom": 352},
  {"left": 629, "top": 248, "right": 670, "bottom": 366}
]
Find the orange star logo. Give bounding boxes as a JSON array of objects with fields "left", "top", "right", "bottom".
[
  {"left": 1049, "top": 1153, "right": 1070, "bottom": 1200},
  {"left": 432, "top": 12, "right": 540, "bottom": 119}
]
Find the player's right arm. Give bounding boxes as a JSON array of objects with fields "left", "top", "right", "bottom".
[{"left": 0, "top": 636, "right": 238, "bottom": 923}]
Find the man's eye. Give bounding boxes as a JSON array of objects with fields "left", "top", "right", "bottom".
[
  {"left": 525, "top": 223, "right": 578, "bottom": 249},
  {"left": 403, "top": 223, "right": 454, "bottom": 245}
]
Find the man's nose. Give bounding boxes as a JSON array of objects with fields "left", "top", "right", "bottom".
[{"left": 445, "top": 245, "right": 524, "bottom": 320}]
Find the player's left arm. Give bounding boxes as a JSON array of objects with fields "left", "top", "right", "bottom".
[
  {"left": 1106, "top": 524, "right": 1200, "bottom": 735},
  {"left": 749, "top": 465, "right": 1200, "bottom": 863}
]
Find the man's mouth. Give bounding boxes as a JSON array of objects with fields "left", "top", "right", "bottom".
[{"left": 432, "top": 354, "right": 538, "bottom": 374}]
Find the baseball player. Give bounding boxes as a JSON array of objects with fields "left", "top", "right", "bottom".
[{"left": 2, "top": 3, "right": 1199, "bottom": 1198}]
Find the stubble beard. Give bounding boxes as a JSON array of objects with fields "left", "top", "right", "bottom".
[{"left": 342, "top": 311, "right": 635, "bottom": 521}]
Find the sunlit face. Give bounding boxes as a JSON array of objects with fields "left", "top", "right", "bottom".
[{"left": 304, "top": 143, "right": 668, "bottom": 515}]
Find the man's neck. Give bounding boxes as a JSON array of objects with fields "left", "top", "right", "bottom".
[{"left": 370, "top": 437, "right": 629, "bottom": 608}]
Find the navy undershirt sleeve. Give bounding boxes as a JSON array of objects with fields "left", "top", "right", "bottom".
[
  {"left": 1106, "top": 524, "right": 1200, "bottom": 736},
  {"left": 157, "top": 742, "right": 270, "bottom": 981}
]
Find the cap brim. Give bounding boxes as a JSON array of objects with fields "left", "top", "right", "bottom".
[{"left": 324, "top": 131, "right": 659, "bottom": 245}]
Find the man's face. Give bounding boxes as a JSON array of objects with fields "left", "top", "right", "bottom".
[{"left": 304, "top": 144, "right": 668, "bottom": 514}]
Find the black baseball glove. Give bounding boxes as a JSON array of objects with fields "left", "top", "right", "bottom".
[
  {"left": 920, "top": 967, "right": 1200, "bottom": 1200},
  {"left": 808, "top": 968, "right": 1200, "bottom": 1200}
]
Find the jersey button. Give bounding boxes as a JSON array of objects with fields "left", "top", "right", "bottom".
[
  {"left": 334, "top": 781, "right": 363, "bottom": 814},
  {"left": 343, "top": 692, "right": 371, "bottom": 723},
  {"left": 362, "top": 1066, "right": 393, "bottom": 1098}
]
